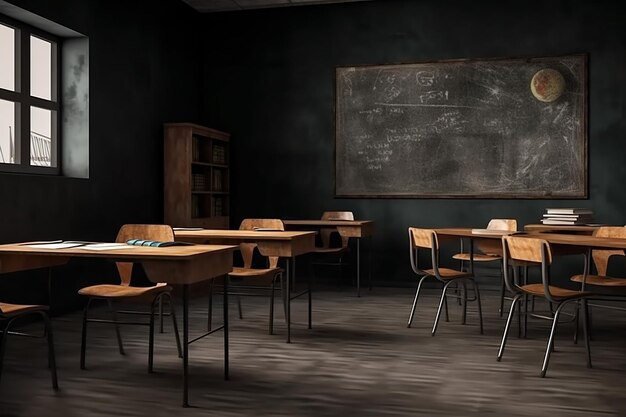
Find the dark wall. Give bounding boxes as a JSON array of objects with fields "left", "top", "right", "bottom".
[
  {"left": 0, "top": 0, "right": 203, "bottom": 310},
  {"left": 200, "top": 0, "right": 626, "bottom": 284}
]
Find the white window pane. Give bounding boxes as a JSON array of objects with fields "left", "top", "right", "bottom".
[
  {"left": 0, "top": 23, "right": 15, "bottom": 91},
  {"left": 31, "top": 106, "right": 55, "bottom": 167},
  {"left": 0, "top": 99, "right": 17, "bottom": 164},
  {"left": 30, "top": 35, "right": 52, "bottom": 100}
]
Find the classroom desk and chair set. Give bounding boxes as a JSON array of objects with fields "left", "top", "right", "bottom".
[{"left": 1, "top": 219, "right": 624, "bottom": 407}]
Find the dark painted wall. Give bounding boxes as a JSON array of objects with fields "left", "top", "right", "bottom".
[
  {"left": 0, "top": 0, "right": 203, "bottom": 311},
  {"left": 201, "top": 0, "right": 626, "bottom": 284}
]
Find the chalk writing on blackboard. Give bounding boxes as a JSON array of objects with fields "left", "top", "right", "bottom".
[{"left": 335, "top": 54, "right": 587, "bottom": 198}]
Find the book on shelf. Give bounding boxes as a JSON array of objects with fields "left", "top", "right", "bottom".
[
  {"left": 214, "top": 197, "right": 223, "bottom": 216},
  {"left": 545, "top": 208, "right": 593, "bottom": 215},
  {"left": 192, "top": 173, "right": 208, "bottom": 191},
  {"left": 213, "top": 169, "right": 222, "bottom": 191},
  {"left": 212, "top": 144, "right": 226, "bottom": 164}
]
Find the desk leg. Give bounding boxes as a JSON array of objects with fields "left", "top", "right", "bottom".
[
  {"left": 356, "top": 238, "right": 361, "bottom": 297},
  {"left": 223, "top": 275, "right": 229, "bottom": 380},
  {"left": 182, "top": 284, "right": 189, "bottom": 407},
  {"left": 369, "top": 236, "right": 373, "bottom": 291},
  {"left": 286, "top": 259, "right": 292, "bottom": 343}
]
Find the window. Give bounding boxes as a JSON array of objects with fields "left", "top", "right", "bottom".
[{"left": 0, "top": 14, "right": 60, "bottom": 174}]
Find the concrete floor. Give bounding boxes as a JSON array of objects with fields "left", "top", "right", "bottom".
[{"left": 1, "top": 286, "right": 626, "bottom": 416}]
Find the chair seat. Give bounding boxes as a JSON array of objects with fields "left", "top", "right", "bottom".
[
  {"left": 571, "top": 274, "right": 626, "bottom": 287},
  {"left": 229, "top": 267, "right": 282, "bottom": 278},
  {"left": 423, "top": 268, "right": 471, "bottom": 279},
  {"left": 78, "top": 282, "right": 170, "bottom": 298},
  {"left": 452, "top": 252, "right": 501, "bottom": 262},
  {"left": 519, "top": 283, "right": 590, "bottom": 299},
  {"left": 312, "top": 246, "right": 349, "bottom": 255},
  {"left": 0, "top": 302, "right": 48, "bottom": 317}
]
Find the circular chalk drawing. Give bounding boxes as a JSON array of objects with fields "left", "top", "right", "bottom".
[{"left": 530, "top": 68, "right": 566, "bottom": 102}]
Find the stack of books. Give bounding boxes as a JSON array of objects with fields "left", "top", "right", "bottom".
[{"left": 541, "top": 208, "right": 594, "bottom": 225}]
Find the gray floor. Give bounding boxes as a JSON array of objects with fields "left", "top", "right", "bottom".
[{"left": 1, "top": 286, "right": 626, "bottom": 417}]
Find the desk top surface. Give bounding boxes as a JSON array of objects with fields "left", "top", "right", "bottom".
[
  {"left": 433, "top": 228, "right": 626, "bottom": 250},
  {"left": 174, "top": 229, "right": 315, "bottom": 240},
  {"left": 283, "top": 220, "right": 373, "bottom": 226},
  {"left": 0, "top": 242, "right": 236, "bottom": 260}
]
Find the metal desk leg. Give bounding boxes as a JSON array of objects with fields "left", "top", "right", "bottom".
[
  {"left": 182, "top": 284, "right": 189, "bottom": 407},
  {"left": 223, "top": 275, "right": 229, "bottom": 380},
  {"left": 369, "top": 235, "right": 373, "bottom": 291},
  {"left": 286, "top": 258, "right": 292, "bottom": 343},
  {"left": 357, "top": 238, "right": 361, "bottom": 297}
]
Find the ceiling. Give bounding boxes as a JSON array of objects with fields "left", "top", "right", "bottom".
[{"left": 181, "top": 0, "right": 371, "bottom": 13}]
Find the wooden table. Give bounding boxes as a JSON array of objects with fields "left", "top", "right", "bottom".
[
  {"left": 524, "top": 224, "right": 602, "bottom": 234},
  {"left": 0, "top": 242, "right": 236, "bottom": 407},
  {"left": 282, "top": 220, "right": 375, "bottom": 296},
  {"left": 174, "top": 229, "right": 316, "bottom": 342}
]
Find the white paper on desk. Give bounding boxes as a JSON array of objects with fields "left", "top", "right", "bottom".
[
  {"left": 81, "top": 243, "right": 129, "bottom": 251},
  {"left": 172, "top": 227, "right": 204, "bottom": 231},
  {"left": 25, "top": 242, "right": 86, "bottom": 249}
]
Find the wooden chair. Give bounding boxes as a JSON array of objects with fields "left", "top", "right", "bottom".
[
  {"left": 0, "top": 302, "right": 58, "bottom": 389},
  {"left": 453, "top": 219, "right": 517, "bottom": 316},
  {"left": 407, "top": 228, "right": 483, "bottom": 335},
  {"left": 571, "top": 226, "right": 626, "bottom": 288},
  {"left": 78, "top": 224, "right": 182, "bottom": 371},
  {"left": 570, "top": 226, "right": 626, "bottom": 335},
  {"left": 499, "top": 236, "right": 591, "bottom": 377},
  {"left": 310, "top": 211, "right": 354, "bottom": 283},
  {"left": 208, "top": 219, "right": 286, "bottom": 334}
]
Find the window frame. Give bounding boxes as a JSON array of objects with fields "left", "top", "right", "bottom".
[{"left": 0, "top": 13, "right": 61, "bottom": 175}]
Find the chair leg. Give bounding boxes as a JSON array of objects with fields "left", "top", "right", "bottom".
[
  {"left": 237, "top": 295, "right": 243, "bottom": 320},
  {"left": 159, "top": 296, "right": 164, "bottom": 334},
  {"left": 269, "top": 276, "right": 276, "bottom": 335},
  {"left": 541, "top": 301, "right": 569, "bottom": 377},
  {"left": 407, "top": 276, "right": 429, "bottom": 328},
  {"left": 443, "top": 283, "right": 450, "bottom": 322},
  {"left": 0, "top": 317, "right": 15, "bottom": 386},
  {"left": 498, "top": 294, "right": 522, "bottom": 361},
  {"left": 472, "top": 279, "right": 484, "bottom": 335},
  {"left": 40, "top": 312, "right": 59, "bottom": 390},
  {"left": 308, "top": 270, "right": 312, "bottom": 330},
  {"left": 461, "top": 281, "right": 468, "bottom": 325},
  {"left": 208, "top": 280, "right": 214, "bottom": 332},
  {"left": 582, "top": 298, "right": 592, "bottom": 369},
  {"left": 523, "top": 293, "right": 529, "bottom": 338},
  {"left": 148, "top": 296, "right": 157, "bottom": 373},
  {"left": 164, "top": 293, "right": 183, "bottom": 359},
  {"left": 573, "top": 300, "right": 580, "bottom": 344},
  {"left": 106, "top": 300, "right": 124, "bottom": 355},
  {"left": 499, "top": 261, "right": 506, "bottom": 317},
  {"left": 80, "top": 298, "right": 93, "bottom": 369},
  {"left": 432, "top": 281, "right": 453, "bottom": 336}
]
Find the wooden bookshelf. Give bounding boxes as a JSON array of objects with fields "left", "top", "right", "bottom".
[{"left": 164, "top": 123, "right": 230, "bottom": 229}]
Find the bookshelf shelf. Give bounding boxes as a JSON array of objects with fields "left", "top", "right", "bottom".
[{"left": 164, "top": 123, "right": 230, "bottom": 229}]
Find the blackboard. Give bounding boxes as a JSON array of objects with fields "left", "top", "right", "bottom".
[{"left": 335, "top": 55, "right": 587, "bottom": 198}]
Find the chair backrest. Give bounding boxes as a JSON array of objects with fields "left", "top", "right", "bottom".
[
  {"left": 486, "top": 218, "right": 517, "bottom": 231},
  {"left": 320, "top": 211, "right": 354, "bottom": 248},
  {"left": 408, "top": 227, "right": 440, "bottom": 276},
  {"left": 477, "top": 218, "right": 517, "bottom": 255},
  {"left": 115, "top": 224, "right": 175, "bottom": 286},
  {"left": 591, "top": 226, "right": 626, "bottom": 276},
  {"left": 502, "top": 236, "right": 555, "bottom": 300},
  {"left": 238, "top": 219, "right": 284, "bottom": 268}
]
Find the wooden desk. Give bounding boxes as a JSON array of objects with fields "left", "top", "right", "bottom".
[
  {"left": 0, "top": 242, "right": 236, "bottom": 407},
  {"left": 282, "top": 220, "right": 375, "bottom": 296},
  {"left": 524, "top": 224, "right": 602, "bottom": 234},
  {"left": 174, "top": 229, "right": 316, "bottom": 343}
]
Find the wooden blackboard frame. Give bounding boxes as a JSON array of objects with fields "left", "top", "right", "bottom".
[{"left": 334, "top": 54, "right": 588, "bottom": 199}]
